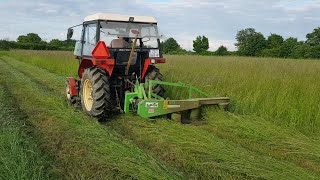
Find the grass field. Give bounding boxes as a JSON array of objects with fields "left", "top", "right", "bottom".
[{"left": 0, "top": 50, "right": 320, "bottom": 179}]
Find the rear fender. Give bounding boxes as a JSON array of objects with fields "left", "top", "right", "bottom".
[
  {"left": 142, "top": 59, "right": 151, "bottom": 80},
  {"left": 142, "top": 58, "right": 166, "bottom": 80},
  {"left": 78, "top": 58, "right": 115, "bottom": 78},
  {"left": 78, "top": 58, "right": 93, "bottom": 78}
]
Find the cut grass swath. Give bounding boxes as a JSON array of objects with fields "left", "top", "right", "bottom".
[
  {"left": 0, "top": 58, "right": 183, "bottom": 179},
  {"left": 0, "top": 84, "right": 55, "bottom": 179}
]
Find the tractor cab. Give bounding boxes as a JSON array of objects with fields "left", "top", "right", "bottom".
[{"left": 68, "top": 13, "right": 165, "bottom": 78}]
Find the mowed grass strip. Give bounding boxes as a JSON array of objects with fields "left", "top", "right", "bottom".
[
  {"left": 202, "top": 110, "right": 320, "bottom": 173},
  {"left": 0, "top": 84, "right": 56, "bottom": 179},
  {"left": 0, "top": 58, "right": 182, "bottom": 179},
  {"left": 109, "top": 116, "right": 320, "bottom": 179},
  {"left": 3, "top": 55, "right": 320, "bottom": 179}
]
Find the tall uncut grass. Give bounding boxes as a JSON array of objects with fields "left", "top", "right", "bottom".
[
  {"left": 8, "top": 50, "right": 320, "bottom": 135},
  {"left": 160, "top": 55, "right": 320, "bottom": 135}
]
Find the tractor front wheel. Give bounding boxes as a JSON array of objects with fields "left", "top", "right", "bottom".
[
  {"left": 145, "top": 66, "right": 165, "bottom": 97},
  {"left": 80, "top": 67, "right": 111, "bottom": 121},
  {"left": 65, "top": 80, "right": 78, "bottom": 105}
]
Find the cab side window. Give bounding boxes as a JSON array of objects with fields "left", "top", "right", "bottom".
[{"left": 82, "top": 23, "right": 97, "bottom": 56}]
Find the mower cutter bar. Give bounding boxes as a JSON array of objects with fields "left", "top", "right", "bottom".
[
  {"left": 124, "top": 79, "right": 230, "bottom": 121},
  {"left": 136, "top": 97, "right": 230, "bottom": 119}
]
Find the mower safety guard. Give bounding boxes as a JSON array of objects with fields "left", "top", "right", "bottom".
[
  {"left": 124, "top": 80, "right": 230, "bottom": 120},
  {"left": 147, "top": 80, "right": 210, "bottom": 99}
]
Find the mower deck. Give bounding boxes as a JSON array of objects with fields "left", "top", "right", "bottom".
[
  {"left": 136, "top": 97, "right": 230, "bottom": 119},
  {"left": 124, "top": 80, "right": 230, "bottom": 121}
]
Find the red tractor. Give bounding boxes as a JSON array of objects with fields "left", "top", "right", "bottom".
[{"left": 66, "top": 13, "right": 165, "bottom": 120}]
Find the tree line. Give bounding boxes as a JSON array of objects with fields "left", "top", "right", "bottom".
[
  {"left": 161, "top": 26, "right": 320, "bottom": 59},
  {"left": 0, "top": 33, "right": 75, "bottom": 51},
  {"left": 160, "top": 36, "right": 230, "bottom": 56},
  {"left": 235, "top": 27, "right": 320, "bottom": 59},
  {"left": 1, "top": 27, "right": 320, "bottom": 59}
]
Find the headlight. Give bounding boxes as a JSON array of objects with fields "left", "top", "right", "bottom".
[{"left": 149, "top": 49, "right": 160, "bottom": 58}]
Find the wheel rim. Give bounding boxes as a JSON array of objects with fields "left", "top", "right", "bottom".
[
  {"left": 83, "top": 79, "right": 93, "bottom": 111},
  {"left": 66, "top": 84, "right": 71, "bottom": 100}
]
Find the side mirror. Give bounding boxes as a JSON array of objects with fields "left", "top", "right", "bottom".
[
  {"left": 67, "top": 28, "right": 74, "bottom": 40},
  {"left": 159, "top": 33, "right": 166, "bottom": 40}
]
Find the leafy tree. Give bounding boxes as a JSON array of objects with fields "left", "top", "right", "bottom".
[
  {"left": 279, "top": 37, "right": 300, "bottom": 58},
  {"left": 0, "top": 40, "right": 10, "bottom": 50},
  {"left": 308, "top": 45, "right": 320, "bottom": 59},
  {"left": 215, "top": 45, "right": 228, "bottom": 56},
  {"left": 306, "top": 27, "right": 320, "bottom": 46},
  {"left": 17, "top": 35, "right": 28, "bottom": 43},
  {"left": 259, "top": 47, "right": 281, "bottom": 57},
  {"left": 17, "top": 33, "right": 42, "bottom": 44},
  {"left": 49, "top": 39, "right": 63, "bottom": 47},
  {"left": 160, "top": 38, "right": 182, "bottom": 54},
  {"left": 266, "top": 34, "right": 284, "bottom": 48},
  {"left": 193, "top": 36, "right": 209, "bottom": 54},
  {"left": 235, "top": 28, "right": 266, "bottom": 56},
  {"left": 291, "top": 43, "right": 311, "bottom": 59},
  {"left": 64, "top": 39, "right": 76, "bottom": 47},
  {"left": 48, "top": 39, "right": 76, "bottom": 50}
]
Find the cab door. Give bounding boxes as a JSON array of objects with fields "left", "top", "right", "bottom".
[{"left": 81, "top": 23, "right": 97, "bottom": 58}]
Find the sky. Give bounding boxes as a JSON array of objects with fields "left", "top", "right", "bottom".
[{"left": 0, "top": 0, "right": 319, "bottom": 51}]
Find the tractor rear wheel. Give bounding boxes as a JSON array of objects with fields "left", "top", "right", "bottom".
[
  {"left": 145, "top": 66, "right": 165, "bottom": 97},
  {"left": 80, "top": 67, "right": 111, "bottom": 121}
]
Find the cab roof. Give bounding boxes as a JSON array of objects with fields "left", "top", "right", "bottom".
[{"left": 84, "top": 13, "right": 157, "bottom": 23}]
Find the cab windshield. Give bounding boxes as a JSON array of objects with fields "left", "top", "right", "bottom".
[{"left": 99, "top": 21, "right": 160, "bottom": 48}]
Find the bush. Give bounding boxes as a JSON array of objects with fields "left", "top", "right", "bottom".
[
  {"left": 0, "top": 40, "right": 11, "bottom": 51},
  {"left": 215, "top": 46, "right": 229, "bottom": 56},
  {"left": 259, "top": 48, "right": 281, "bottom": 58},
  {"left": 308, "top": 45, "right": 320, "bottom": 59}
]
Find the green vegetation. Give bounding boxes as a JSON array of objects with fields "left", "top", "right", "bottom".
[
  {"left": 306, "top": 27, "right": 320, "bottom": 46},
  {"left": 1, "top": 50, "right": 320, "bottom": 179},
  {"left": 216, "top": 45, "right": 229, "bottom": 56},
  {"left": 0, "top": 55, "right": 182, "bottom": 179},
  {"left": 2, "top": 26, "right": 320, "bottom": 59},
  {"left": 162, "top": 55, "right": 320, "bottom": 135},
  {"left": 0, "top": 83, "right": 54, "bottom": 179},
  {"left": 160, "top": 38, "right": 186, "bottom": 55},
  {"left": 236, "top": 27, "right": 320, "bottom": 59},
  {"left": 235, "top": 28, "right": 266, "bottom": 56},
  {"left": 193, "top": 35, "right": 209, "bottom": 54},
  {"left": 0, "top": 33, "right": 75, "bottom": 51}
]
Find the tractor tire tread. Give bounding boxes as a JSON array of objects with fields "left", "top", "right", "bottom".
[
  {"left": 80, "top": 67, "right": 111, "bottom": 121},
  {"left": 145, "top": 66, "right": 165, "bottom": 97}
]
